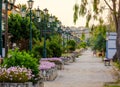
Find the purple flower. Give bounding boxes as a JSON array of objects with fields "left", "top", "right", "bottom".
[
  {"left": 0, "top": 66, "right": 33, "bottom": 82},
  {"left": 39, "top": 61, "right": 56, "bottom": 70}
]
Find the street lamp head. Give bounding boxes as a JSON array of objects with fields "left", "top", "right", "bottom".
[
  {"left": 36, "top": 6, "right": 41, "bottom": 22},
  {"left": 49, "top": 15, "right": 55, "bottom": 23},
  {"left": 27, "top": 0, "right": 34, "bottom": 9},
  {"left": 36, "top": 6, "right": 40, "bottom": 18},
  {"left": 49, "top": 15, "right": 53, "bottom": 23},
  {"left": 54, "top": 27, "right": 58, "bottom": 31},
  {"left": 47, "top": 23, "right": 50, "bottom": 28},
  {"left": 57, "top": 22, "right": 61, "bottom": 28},
  {"left": 43, "top": 8, "right": 48, "bottom": 15},
  {"left": 52, "top": 16, "right": 55, "bottom": 22}
]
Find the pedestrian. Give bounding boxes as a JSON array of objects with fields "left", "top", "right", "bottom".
[{"left": 93, "top": 50, "right": 96, "bottom": 56}]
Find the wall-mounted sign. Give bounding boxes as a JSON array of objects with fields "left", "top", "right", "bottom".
[{"left": 106, "top": 32, "right": 116, "bottom": 59}]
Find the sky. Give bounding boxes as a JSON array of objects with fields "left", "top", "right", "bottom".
[{"left": 15, "top": 0, "right": 86, "bottom": 27}]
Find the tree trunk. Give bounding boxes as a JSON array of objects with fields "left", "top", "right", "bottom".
[
  {"left": 112, "top": 0, "right": 119, "bottom": 63},
  {"left": 112, "top": 52, "right": 117, "bottom": 62},
  {"left": 116, "top": 18, "right": 120, "bottom": 63},
  {"left": 19, "top": 39, "right": 29, "bottom": 51}
]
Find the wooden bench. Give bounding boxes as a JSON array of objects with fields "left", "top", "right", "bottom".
[{"left": 104, "top": 58, "right": 111, "bottom": 66}]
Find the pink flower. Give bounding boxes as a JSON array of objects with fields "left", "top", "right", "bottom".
[
  {"left": 39, "top": 61, "right": 56, "bottom": 70},
  {"left": 0, "top": 66, "right": 33, "bottom": 82}
]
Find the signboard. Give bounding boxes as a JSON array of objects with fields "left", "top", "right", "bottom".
[{"left": 106, "top": 32, "right": 116, "bottom": 59}]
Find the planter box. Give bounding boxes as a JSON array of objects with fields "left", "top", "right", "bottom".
[
  {"left": 56, "top": 63, "right": 64, "bottom": 70},
  {"left": 41, "top": 67, "right": 58, "bottom": 81},
  {"left": 0, "top": 82, "right": 32, "bottom": 87},
  {"left": 0, "top": 81, "right": 44, "bottom": 87}
]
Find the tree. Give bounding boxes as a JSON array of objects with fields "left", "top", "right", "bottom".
[
  {"left": 80, "top": 33, "right": 85, "bottom": 41},
  {"left": 107, "top": 10, "right": 116, "bottom": 32},
  {"left": 8, "top": 14, "right": 39, "bottom": 50},
  {"left": 78, "top": 32, "right": 87, "bottom": 49},
  {"left": 49, "top": 35, "right": 62, "bottom": 57},
  {"left": 32, "top": 35, "right": 63, "bottom": 58},
  {"left": 67, "top": 40, "right": 76, "bottom": 52},
  {"left": 90, "top": 25, "right": 106, "bottom": 52},
  {"left": 17, "top": 4, "right": 27, "bottom": 12},
  {"left": 73, "top": 0, "right": 120, "bottom": 62}
]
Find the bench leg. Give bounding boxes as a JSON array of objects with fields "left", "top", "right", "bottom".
[
  {"left": 104, "top": 60, "right": 110, "bottom": 66},
  {"left": 108, "top": 61, "right": 110, "bottom": 66},
  {"left": 104, "top": 61, "right": 107, "bottom": 66}
]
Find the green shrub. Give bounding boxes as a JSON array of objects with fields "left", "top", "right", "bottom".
[
  {"left": 49, "top": 42, "right": 62, "bottom": 57},
  {"left": 79, "top": 42, "right": 87, "bottom": 49},
  {"left": 3, "top": 49, "right": 39, "bottom": 76},
  {"left": 32, "top": 40, "right": 53, "bottom": 58},
  {"left": 67, "top": 40, "right": 76, "bottom": 52},
  {"left": 32, "top": 42, "right": 43, "bottom": 59}
]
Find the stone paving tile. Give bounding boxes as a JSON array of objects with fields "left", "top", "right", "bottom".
[{"left": 44, "top": 50, "right": 116, "bottom": 87}]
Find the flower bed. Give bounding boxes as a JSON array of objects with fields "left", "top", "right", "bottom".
[
  {"left": 0, "top": 49, "right": 44, "bottom": 87},
  {"left": 61, "top": 53, "right": 78, "bottom": 64},
  {"left": 60, "top": 56, "right": 70, "bottom": 65},
  {"left": 41, "top": 58, "right": 64, "bottom": 70},
  {"left": 39, "top": 61, "right": 55, "bottom": 70},
  {"left": 39, "top": 61, "right": 57, "bottom": 81},
  {"left": 0, "top": 66, "right": 33, "bottom": 83},
  {"left": 0, "top": 66, "right": 44, "bottom": 87},
  {"left": 41, "top": 58, "right": 62, "bottom": 64}
]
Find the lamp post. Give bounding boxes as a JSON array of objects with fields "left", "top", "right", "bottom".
[
  {"left": 57, "top": 22, "right": 62, "bottom": 32},
  {"left": 0, "top": 1, "right": 2, "bottom": 57},
  {"left": 36, "top": 6, "right": 41, "bottom": 22},
  {"left": 48, "top": 15, "right": 53, "bottom": 32},
  {"left": 35, "top": 6, "right": 41, "bottom": 40},
  {"left": 27, "top": 0, "right": 34, "bottom": 51},
  {"left": 65, "top": 29, "right": 69, "bottom": 53},
  {"left": 36, "top": 7, "right": 48, "bottom": 58},
  {"left": 43, "top": 8, "right": 48, "bottom": 58},
  {"left": 56, "top": 21, "right": 62, "bottom": 44},
  {"left": 49, "top": 15, "right": 55, "bottom": 34},
  {"left": 4, "top": 0, "right": 16, "bottom": 57}
]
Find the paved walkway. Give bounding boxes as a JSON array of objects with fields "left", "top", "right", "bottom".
[{"left": 44, "top": 50, "right": 116, "bottom": 87}]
